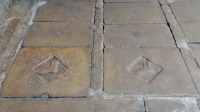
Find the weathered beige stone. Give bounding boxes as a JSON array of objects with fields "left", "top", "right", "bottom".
[
  {"left": 104, "top": 0, "right": 158, "bottom": 2},
  {"left": 104, "top": 24, "right": 175, "bottom": 47},
  {"left": 0, "top": 38, "right": 10, "bottom": 57},
  {"left": 1, "top": 48, "right": 91, "bottom": 97},
  {"left": 170, "top": 2, "right": 200, "bottom": 22},
  {"left": 104, "top": 48, "right": 197, "bottom": 95},
  {"left": 91, "top": 7, "right": 103, "bottom": 93},
  {"left": 8, "top": 2, "right": 29, "bottom": 18},
  {"left": 178, "top": 22, "right": 200, "bottom": 42},
  {"left": 0, "top": 97, "right": 145, "bottom": 112},
  {"left": 180, "top": 48, "right": 200, "bottom": 94},
  {"left": 34, "top": 2, "right": 95, "bottom": 22},
  {"left": 104, "top": 3, "right": 166, "bottom": 24},
  {"left": 4, "top": 19, "right": 20, "bottom": 37},
  {"left": 23, "top": 22, "right": 93, "bottom": 47},
  {"left": 145, "top": 97, "right": 200, "bottom": 112}
]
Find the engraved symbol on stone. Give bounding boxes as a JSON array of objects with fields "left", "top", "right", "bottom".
[
  {"left": 33, "top": 57, "right": 67, "bottom": 83},
  {"left": 127, "top": 56, "right": 162, "bottom": 83}
]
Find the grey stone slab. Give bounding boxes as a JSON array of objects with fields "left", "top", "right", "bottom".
[
  {"left": 23, "top": 22, "right": 93, "bottom": 47},
  {"left": 104, "top": 3, "right": 166, "bottom": 24},
  {"left": 0, "top": 97, "right": 145, "bottom": 112},
  {"left": 104, "top": 48, "right": 197, "bottom": 95},
  {"left": 170, "top": 2, "right": 200, "bottom": 22},
  {"left": 104, "top": 0, "right": 158, "bottom": 2},
  {"left": 178, "top": 22, "right": 200, "bottom": 42},
  {"left": 189, "top": 44, "right": 200, "bottom": 68},
  {"left": 104, "top": 24, "right": 175, "bottom": 47},
  {"left": 145, "top": 97, "right": 200, "bottom": 112},
  {"left": 34, "top": 2, "right": 95, "bottom": 22}
]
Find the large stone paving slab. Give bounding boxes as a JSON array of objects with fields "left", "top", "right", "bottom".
[
  {"left": 145, "top": 97, "right": 200, "bottom": 112},
  {"left": 0, "top": 97, "right": 145, "bottom": 112},
  {"left": 178, "top": 22, "right": 200, "bottom": 42},
  {"left": 104, "top": 3, "right": 166, "bottom": 24},
  {"left": 23, "top": 22, "right": 93, "bottom": 47},
  {"left": 170, "top": 2, "right": 200, "bottom": 22},
  {"left": 104, "top": 48, "right": 197, "bottom": 95},
  {"left": 0, "top": 48, "right": 91, "bottom": 97},
  {"left": 104, "top": 24, "right": 175, "bottom": 47},
  {"left": 34, "top": 2, "right": 95, "bottom": 22}
]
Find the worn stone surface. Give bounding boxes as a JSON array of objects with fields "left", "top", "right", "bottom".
[
  {"left": 91, "top": 7, "right": 103, "bottom": 93},
  {"left": 104, "top": 48, "right": 197, "bottom": 95},
  {"left": 104, "top": 3, "right": 166, "bottom": 24},
  {"left": 8, "top": 2, "right": 29, "bottom": 19},
  {"left": 178, "top": 22, "right": 200, "bottom": 42},
  {"left": 23, "top": 22, "right": 93, "bottom": 47},
  {"left": 104, "top": 0, "right": 158, "bottom": 2},
  {"left": 34, "top": 2, "right": 94, "bottom": 22},
  {"left": 104, "top": 24, "right": 175, "bottom": 47},
  {"left": 0, "top": 38, "right": 10, "bottom": 57},
  {"left": 188, "top": 45, "right": 200, "bottom": 68},
  {"left": 1, "top": 48, "right": 91, "bottom": 97},
  {"left": 0, "top": 97, "right": 145, "bottom": 112},
  {"left": 4, "top": 19, "right": 20, "bottom": 37},
  {"left": 145, "top": 97, "right": 200, "bottom": 112},
  {"left": 170, "top": 2, "right": 200, "bottom": 22},
  {"left": 48, "top": 0, "right": 96, "bottom": 3},
  {"left": 162, "top": 5, "right": 186, "bottom": 43}
]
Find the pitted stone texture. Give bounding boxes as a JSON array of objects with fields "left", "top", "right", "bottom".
[
  {"left": 34, "top": 2, "right": 94, "bottom": 22},
  {"left": 104, "top": 0, "right": 158, "bottom": 2},
  {"left": 23, "top": 22, "right": 93, "bottom": 47},
  {"left": 104, "top": 3, "right": 166, "bottom": 24},
  {"left": 178, "top": 22, "right": 200, "bottom": 42},
  {"left": 0, "top": 38, "right": 10, "bottom": 57},
  {"left": 104, "top": 24, "right": 175, "bottom": 47},
  {"left": 0, "top": 97, "right": 145, "bottom": 112},
  {"left": 0, "top": 48, "right": 91, "bottom": 97},
  {"left": 4, "top": 19, "right": 20, "bottom": 37},
  {"left": 145, "top": 97, "right": 200, "bottom": 112},
  {"left": 170, "top": 2, "right": 200, "bottom": 22},
  {"left": 8, "top": 2, "right": 29, "bottom": 19},
  {"left": 104, "top": 48, "right": 197, "bottom": 95}
]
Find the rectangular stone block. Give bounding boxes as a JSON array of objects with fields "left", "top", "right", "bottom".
[
  {"left": 0, "top": 97, "right": 145, "bottom": 112},
  {"left": 104, "top": 48, "right": 197, "bottom": 95},
  {"left": 0, "top": 48, "right": 91, "bottom": 97},
  {"left": 23, "top": 22, "right": 93, "bottom": 47},
  {"left": 170, "top": 2, "right": 200, "bottom": 22},
  {"left": 104, "top": 0, "right": 158, "bottom": 2},
  {"left": 104, "top": 24, "right": 175, "bottom": 47},
  {"left": 104, "top": 3, "right": 166, "bottom": 24},
  {"left": 34, "top": 2, "right": 95, "bottom": 22},
  {"left": 178, "top": 22, "right": 200, "bottom": 42},
  {"left": 145, "top": 97, "right": 200, "bottom": 112}
]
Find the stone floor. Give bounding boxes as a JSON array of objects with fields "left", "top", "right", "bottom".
[{"left": 0, "top": 0, "right": 200, "bottom": 111}]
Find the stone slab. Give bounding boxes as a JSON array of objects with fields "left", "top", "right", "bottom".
[
  {"left": 145, "top": 97, "right": 200, "bottom": 112},
  {"left": 4, "top": 19, "right": 20, "bottom": 37},
  {"left": 104, "top": 24, "right": 175, "bottom": 47},
  {"left": 0, "top": 38, "right": 10, "bottom": 57},
  {"left": 104, "top": 3, "right": 166, "bottom": 24},
  {"left": 178, "top": 22, "right": 200, "bottom": 42},
  {"left": 34, "top": 2, "right": 94, "bottom": 22},
  {"left": 104, "top": 0, "right": 158, "bottom": 2},
  {"left": 8, "top": 2, "right": 29, "bottom": 19},
  {"left": 23, "top": 22, "right": 93, "bottom": 47},
  {"left": 0, "top": 97, "right": 145, "bottom": 112},
  {"left": 48, "top": 0, "right": 96, "bottom": 3},
  {"left": 0, "top": 48, "right": 91, "bottom": 97},
  {"left": 170, "top": 2, "right": 200, "bottom": 22},
  {"left": 104, "top": 48, "right": 197, "bottom": 95},
  {"left": 189, "top": 44, "right": 200, "bottom": 67}
]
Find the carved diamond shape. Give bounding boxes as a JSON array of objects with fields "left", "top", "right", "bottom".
[
  {"left": 33, "top": 57, "right": 67, "bottom": 83},
  {"left": 127, "top": 56, "right": 162, "bottom": 83}
]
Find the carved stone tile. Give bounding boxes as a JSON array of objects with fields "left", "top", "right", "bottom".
[
  {"left": 104, "top": 24, "right": 175, "bottom": 47},
  {"left": 0, "top": 48, "right": 91, "bottom": 97},
  {"left": 170, "top": 2, "right": 200, "bottom": 22},
  {"left": 0, "top": 97, "right": 145, "bottom": 112},
  {"left": 23, "top": 22, "right": 93, "bottom": 47},
  {"left": 104, "top": 48, "right": 197, "bottom": 95},
  {"left": 34, "top": 2, "right": 95, "bottom": 22},
  {"left": 104, "top": 3, "right": 166, "bottom": 24}
]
